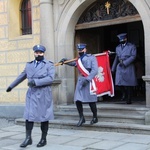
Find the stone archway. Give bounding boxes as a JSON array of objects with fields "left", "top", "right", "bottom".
[{"left": 56, "top": 0, "right": 150, "bottom": 107}]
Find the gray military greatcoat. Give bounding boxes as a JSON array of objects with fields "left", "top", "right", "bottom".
[
  {"left": 68, "top": 54, "right": 98, "bottom": 103},
  {"left": 111, "top": 42, "right": 137, "bottom": 86},
  {"left": 8, "top": 59, "right": 55, "bottom": 122}
]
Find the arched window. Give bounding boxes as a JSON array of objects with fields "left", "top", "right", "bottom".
[{"left": 20, "top": 0, "right": 32, "bottom": 35}]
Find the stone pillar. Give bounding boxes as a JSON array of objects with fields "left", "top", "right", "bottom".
[
  {"left": 145, "top": 111, "right": 150, "bottom": 125},
  {"left": 39, "top": 0, "right": 61, "bottom": 106},
  {"left": 39, "top": 0, "right": 54, "bottom": 61},
  {"left": 142, "top": 76, "right": 150, "bottom": 107}
]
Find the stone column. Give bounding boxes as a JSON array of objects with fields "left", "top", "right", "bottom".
[
  {"left": 39, "top": 0, "right": 61, "bottom": 106},
  {"left": 39, "top": 0, "right": 54, "bottom": 61}
]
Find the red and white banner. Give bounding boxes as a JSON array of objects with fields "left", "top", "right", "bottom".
[
  {"left": 76, "top": 51, "right": 114, "bottom": 97},
  {"left": 94, "top": 52, "right": 114, "bottom": 97}
]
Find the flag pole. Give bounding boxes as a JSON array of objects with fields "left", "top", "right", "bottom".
[
  {"left": 55, "top": 51, "right": 115, "bottom": 66},
  {"left": 55, "top": 58, "right": 78, "bottom": 66}
]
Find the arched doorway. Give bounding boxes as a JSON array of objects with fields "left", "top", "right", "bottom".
[
  {"left": 75, "top": 0, "right": 145, "bottom": 103},
  {"left": 56, "top": 0, "right": 150, "bottom": 106}
]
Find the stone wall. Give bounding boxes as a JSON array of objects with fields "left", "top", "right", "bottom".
[{"left": 0, "top": 0, "right": 40, "bottom": 103}]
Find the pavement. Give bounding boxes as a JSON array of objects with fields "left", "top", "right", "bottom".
[{"left": 1, "top": 123, "right": 150, "bottom": 150}]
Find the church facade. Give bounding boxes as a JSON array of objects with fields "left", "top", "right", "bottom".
[{"left": 1, "top": 0, "right": 150, "bottom": 107}]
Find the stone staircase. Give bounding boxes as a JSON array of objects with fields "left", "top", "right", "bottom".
[{"left": 16, "top": 102, "right": 150, "bottom": 135}]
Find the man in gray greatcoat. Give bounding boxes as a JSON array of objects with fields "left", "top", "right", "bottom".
[
  {"left": 111, "top": 33, "right": 137, "bottom": 104},
  {"left": 60, "top": 43, "right": 98, "bottom": 127},
  {"left": 6, "top": 45, "right": 55, "bottom": 148}
]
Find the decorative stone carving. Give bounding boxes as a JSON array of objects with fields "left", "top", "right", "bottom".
[{"left": 78, "top": 0, "right": 138, "bottom": 24}]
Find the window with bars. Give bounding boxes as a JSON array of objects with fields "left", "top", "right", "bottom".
[{"left": 20, "top": 0, "right": 32, "bottom": 35}]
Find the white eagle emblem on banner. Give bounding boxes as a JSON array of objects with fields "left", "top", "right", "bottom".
[{"left": 95, "top": 66, "right": 105, "bottom": 82}]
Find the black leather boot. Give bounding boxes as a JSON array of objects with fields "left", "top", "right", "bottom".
[
  {"left": 120, "top": 92, "right": 126, "bottom": 101},
  {"left": 90, "top": 117, "right": 98, "bottom": 125},
  {"left": 126, "top": 86, "right": 132, "bottom": 104},
  {"left": 120, "top": 86, "right": 126, "bottom": 101},
  {"left": 37, "top": 132, "right": 47, "bottom": 147},
  {"left": 37, "top": 121, "right": 48, "bottom": 147},
  {"left": 76, "top": 101, "right": 85, "bottom": 127},
  {"left": 20, "top": 130, "right": 32, "bottom": 148},
  {"left": 126, "top": 95, "right": 132, "bottom": 104},
  {"left": 77, "top": 116, "right": 85, "bottom": 127},
  {"left": 126, "top": 100, "right": 132, "bottom": 104},
  {"left": 89, "top": 102, "right": 98, "bottom": 125}
]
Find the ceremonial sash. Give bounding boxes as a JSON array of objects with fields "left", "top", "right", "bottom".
[{"left": 76, "top": 58, "right": 97, "bottom": 95}]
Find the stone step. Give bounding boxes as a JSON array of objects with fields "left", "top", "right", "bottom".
[
  {"left": 56, "top": 103, "right": 149, "bottom": 116},
  {"left": 15, "top": 118, "right": 150, "bottom": 135},
  {"left": 55, "top": 103, "right": 148, "bottom": 125},
  {"left": 15, "top": 103, "right": 150, "bottom": 135},
  {"left": 54, "top": 111, "right": 145, "bottom": 124}
]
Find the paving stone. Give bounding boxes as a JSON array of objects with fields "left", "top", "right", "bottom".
[
  {"left": 112, "top": 143, "right": 149, "bottom": 150},
  {"left": 1, "top": 124, "right": 150, "bottom": 150},
  {"left": 88, "top": 140, "right": 125, "bottom": 150},
  {"left": 121, "top": 134, "right": 150, "bottom": 144},
  {"left": 65, "top": 137, "right": 100, "bottom": 147}
]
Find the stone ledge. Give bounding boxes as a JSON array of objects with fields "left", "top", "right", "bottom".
[
  {"left": 0, "top": 104, "right": 25, "bottom": 119},
  {"left": 142, "top": 75, "right": 150, "bottom": 83}
]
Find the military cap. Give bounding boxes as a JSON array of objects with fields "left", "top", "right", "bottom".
[
  {"left": 117, "top": 33, "right": 127, "bottom": 42},
  {"left": 33, "top": 44, "right": 46, "bottom": 52},
  {"left": 77, "top": 43, "right": 87, "bottom": 51}
]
